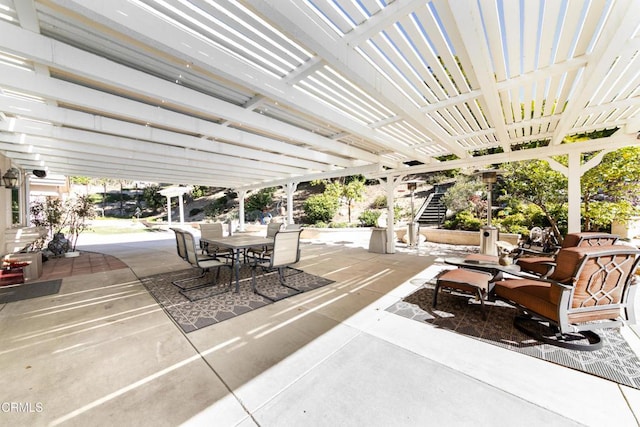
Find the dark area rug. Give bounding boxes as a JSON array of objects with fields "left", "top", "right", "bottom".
[
  {"left": 0, "top": 279, "right": 62, "bottom": 303},
  {"left": 387, "top": 283, "right": 640, "bottom": 389},
  {"left": 140, "top": 266, "right": 334, "bottom": 333}
]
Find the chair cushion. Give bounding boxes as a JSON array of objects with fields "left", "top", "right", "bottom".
[
  {"left": 516, "top": 256, "right": 554, "bottom": 276},
  {"left": 437, "top": 269, "right": 492, "bottom": 293},
  {"left": 550, "top": 245, "right": 631, "bottom": 286},
  {"left": 198, "top": 258, "right": 225, "bottom": 269},
  {"left": 563, "top": 245, "right": 634, "bottom": 309},
  {"left": 563, "top": 232, "right": 618, "bottom": 248},
  {"left": 494, "top": 278, "right": 558, "bottom": 321}
]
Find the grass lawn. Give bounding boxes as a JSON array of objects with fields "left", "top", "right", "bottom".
[{"left": 84, "top": 218, "right": 153, "bottom": 234}]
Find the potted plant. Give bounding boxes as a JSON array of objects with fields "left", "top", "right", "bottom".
[
  {"left": 30, "top": 197, "right": 65, "bottom": 255},
  {"left": 29, "top": 195, "right": 95, "bottom": 257}
]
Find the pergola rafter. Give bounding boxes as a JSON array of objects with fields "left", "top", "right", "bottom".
[{"left": 0, "top": 0, "right": 637, "bottom": 193}]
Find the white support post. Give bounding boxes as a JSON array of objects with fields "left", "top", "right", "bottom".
[
  {"left": 285, "top": 182, "right": 298, "bottom": 225},
  {"left": 166, "top": 196, "right": 172, "bottom": 226},
  {"left": 178, "top": 194, "right": 185, "bottom": 225},
  {"left": 547, "top": 151, "right": 607, "bottom": 234},
  {"left": 21, "top": 170, "right": 29, "bottom": 225},
  {"left": 566, "top": 152, "right": 581, "bottom": 233},
  {"left": 379, "top": 176, "right": 402, "bottom": 254},
  {"left": 238, "top": 190, "right": 246, "bottom": 232}
]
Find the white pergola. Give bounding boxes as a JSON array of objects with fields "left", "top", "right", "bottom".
[
  {"left": 159, "top": 185, "right": 192, "bottom": 226},
  {"left": 1, "top": 0, "right": 639, "bottom": 251}
]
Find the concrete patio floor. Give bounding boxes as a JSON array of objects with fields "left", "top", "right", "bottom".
[{"left": 1, "top": 229, "right": 640, "bottom": 426}]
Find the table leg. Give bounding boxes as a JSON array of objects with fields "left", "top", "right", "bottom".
[{"left": 233, "top": 249, "right": 241, "bottom": 293}]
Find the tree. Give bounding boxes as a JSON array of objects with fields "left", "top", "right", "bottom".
[
  {"left": 245, "top": 187, "right": 276, "bottom": 213},
  {"left": 143, "top": 185, "right": 164, "bottom": 213},
  {"left": 324, "top": 176, "right": 366, "bottom": 223},
  {"left": 440, "top": 175, "right": 486, "bottom": 218},
  {"left": 66, "top": 195, "right": 95, "bottom": 251},
  {"left": 499, "top": 160, "right": 568, "bottom": 242},
  {"left": 581, "top": 147, "right": 640, "bottom": 230},
  {"left": 29, "top": 196, "right": 95, "bottom": 252}
]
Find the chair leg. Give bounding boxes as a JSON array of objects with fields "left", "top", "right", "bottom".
[
  {"left": 180, "top": 264, "right": 233, "bottom": 302},
  {"left": 513, "top": 314, "right": 603, "bottom": 351},
  {"left": 251, "top": 264, "right": 302, "bottom": 302},
  {"left": 476, "top": 288, "right": 487, "bottom": 320},
  {"left": 172, "top": 268, "right": 208, "bottom": 290}
]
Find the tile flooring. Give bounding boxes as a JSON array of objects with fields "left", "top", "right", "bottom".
[{"left": 38, "top": 251, "right": 129, "bottom": 281}]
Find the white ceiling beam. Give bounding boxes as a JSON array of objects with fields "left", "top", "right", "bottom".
[
  {"left": 237, "top": 163, "right": 383, "bottom": 192},
  {"left": 0, "top": 136, "right": 263, "bottom": 186},
  {"left": 0, "top": 20, "right": 383, "bottom": 167},
  {"left": 0, "top": 66, "right": 353, "bottom": 171},
  {"left": 0, "top": 120, "right": 304, "bottom": 179},
  {"left": 27, "top": 3, "right": 395, "bottom": 167},
  {"left": 373, "top": 133, "right": 640, "bottom": 178},
  {"left": 446, "top": 0, "right": 511, "bottom": 153},
  {"left": 0, "top": 95, "right": 333, "bottom": 173},
  {"left": 242, "top": 0, "right": 468, "bottom": 160},
  {"left": 551, "top": 0, "right": 639, "bottom": 145}
]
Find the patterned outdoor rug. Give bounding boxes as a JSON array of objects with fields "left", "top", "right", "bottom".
[
  {"left": 140, "top": 266, "right": 333, "bottom": 333},
  {"left": 387, "top": 282, "right": 640, "bottom": 389}
]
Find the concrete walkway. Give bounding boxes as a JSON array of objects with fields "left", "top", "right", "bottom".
[{"left": 1, "top": 229, "right": 639, "bottom": 426}]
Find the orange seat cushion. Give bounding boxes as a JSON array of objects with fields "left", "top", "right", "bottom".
[
  {"left": 516, "top": 256, "right": 554, "bottom": 276},
  {"left": 494, "top": 278, "right": 558, "bottom": 321},
  {"left": 437, "top": 269, "right": 492, "bottom": 294}
]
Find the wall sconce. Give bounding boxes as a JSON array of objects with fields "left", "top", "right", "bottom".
[{"left": 2, "top": 168, "right": 20, "bottom": 189}]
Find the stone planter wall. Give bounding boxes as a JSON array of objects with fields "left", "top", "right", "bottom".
[
  {"left": 612, "top": 217, "right": 640, "bottom": 239},
  {"left": 396, "top": 227, "right": 520, "bottom": 246},
  {"left": 300, "top": 227, "right": 372, "bottom": 242}
]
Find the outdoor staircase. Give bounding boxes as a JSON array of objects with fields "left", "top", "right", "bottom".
[{"left": 414, "top": 192, "right": 446, "bottom": 226}]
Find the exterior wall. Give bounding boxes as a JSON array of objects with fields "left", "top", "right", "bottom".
[{"left": 0, "top": 155, "right": 12, "bottom": 254}]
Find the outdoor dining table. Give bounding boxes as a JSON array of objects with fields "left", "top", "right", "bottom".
[{"left": 201, "top": 234, "right": 274, "bottom": 293}]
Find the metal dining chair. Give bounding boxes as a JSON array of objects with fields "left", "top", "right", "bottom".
[
  {"left": 249, "top": 229, "right": 303, "bottom": 301},
  {"left": 199, "top": 222, "right": 233, "bottom": 260},
  {"left": 171, "top": 229, "right": 232, "bottom": 296}
]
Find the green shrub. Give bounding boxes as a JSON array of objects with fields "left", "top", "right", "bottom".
[
  {"left": 358, "top": 210, "right": 381, "bottom": 227},
  {"left": 371, "top": 195, "right": 387, "bottom": 209},
  {"left": 303, "top": 194, "right": 339, "bottom": 223},
  {"left": 204, "top": 196, "right": 228, "bottom": 219},
  {"left": 443, "top": 210, "right": 483, "bottom": 231},
  {"left": 190, "top": 185, "right": 210, "bottom": 199},
  {"left": 103, "top": 192, "right": 133, "bottom": 203},
  {"left": 328, "top": 222, "right": 349, "bottom": 228},
  {"left": 246, "top": 188, "right": 276, "bottom": 212}
]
